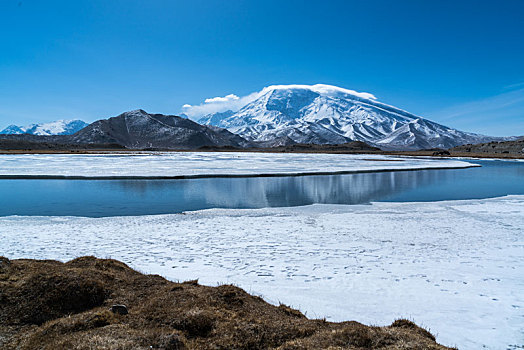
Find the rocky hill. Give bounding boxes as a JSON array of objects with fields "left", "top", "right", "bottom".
[{"left": 69, "top": 109, "right": 251, "bottom": 149}]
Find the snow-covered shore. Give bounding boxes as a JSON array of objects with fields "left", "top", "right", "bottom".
[
  {"left": 1, "top": 196, "right": 522, "bottom": 349},
  {"left": 0, "top": 152, "right": 476, "bottom": 178}
]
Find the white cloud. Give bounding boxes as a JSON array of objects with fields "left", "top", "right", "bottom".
[
  {"left": 181, "top": 84, "right": 376, "bottom": 119},
  {"left": 429, "top": 87, "right": 524, "bottom": 121},
  {"left": 503, "top": 81, "right": 524, "bottom": 90},
  {"left": 426, "top": 87, "right": 524, "bottom": 136},
  {"left": 181, "top": 91, "right": 263, "bottom": 119},
  {"left": 204, "top": 94, "right": 240, "bottom": 104}
]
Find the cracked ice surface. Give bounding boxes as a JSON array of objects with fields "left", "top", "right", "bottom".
[
  {"left": 0, "top": 152, "right": 476, "bottom": 177},
  {"left": 1, "top": 196, "right": 523, "bottom": 349}
]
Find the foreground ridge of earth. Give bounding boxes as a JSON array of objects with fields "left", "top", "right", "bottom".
[{"left": 0, "top": 256, "right": 452, "bottom": 350}]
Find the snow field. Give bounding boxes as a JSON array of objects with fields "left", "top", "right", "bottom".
[{"left": 1, "top": 196, "right": 522, "bottom": 349}]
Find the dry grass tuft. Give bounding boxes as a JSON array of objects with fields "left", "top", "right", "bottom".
[
  {"left": 0, "top": 256, "right": 454, "bottom": 349},
  {"left": 391, "top": 318, "right": 436, "bottom": 341},
  {"left": 278, "top": 303, "right": 306, "bottom": 319}
]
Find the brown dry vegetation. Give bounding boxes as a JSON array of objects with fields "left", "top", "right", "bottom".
[{"left": 0, "top": 256, "right": 454, "bottom": 349}]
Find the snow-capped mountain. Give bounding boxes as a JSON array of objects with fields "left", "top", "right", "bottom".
[
  {"left": 0, "top": 120, "right": 88, "bottom": 136},
  {"left": 196, "top": 84, "right": 506, "bottom": 150},
  {"left": 0, "top": 125, "right": 26, "bottom": 134}
]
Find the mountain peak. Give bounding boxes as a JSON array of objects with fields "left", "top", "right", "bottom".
[
  {"left": 260, "top": 84, "right": 377, "bottom": 101},
  {"left": 120, "top": 109, "right": 149, "bottom": 117}
]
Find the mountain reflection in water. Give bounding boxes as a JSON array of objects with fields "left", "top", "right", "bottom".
[
  {"left": 0, "top": 160, "right": 522, "bottom": 217},
  {"left": 113, "top": 170, "right": 444, "bottom": 208}
]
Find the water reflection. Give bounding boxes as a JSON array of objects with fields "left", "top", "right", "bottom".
[
  {"left": 107, "top": 170, "right": 442, "bottom": 209},
  {"left": 0, "top": 160, "right": 522, "bottom": 217}
]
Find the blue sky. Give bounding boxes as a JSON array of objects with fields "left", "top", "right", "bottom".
[{"left": 0, "top": 0, "right": 523, "bottom": 136}]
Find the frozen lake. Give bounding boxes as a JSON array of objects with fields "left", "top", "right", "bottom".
[
  {"left": 0, "top": 152, "right": 474, "bottom": 178},
  {"left": 2, "top": 196, "right": 523, "bottom": 349},
  {"left": 0, "top": 159, "right": 522, "bottom": 216},
  {"left": 1, "top": 153, "right": 523, "bottom": 349}
]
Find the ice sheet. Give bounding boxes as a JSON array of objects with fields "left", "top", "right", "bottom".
[{"left": 1, "top": 196, "right": 522, "bottom": 349}]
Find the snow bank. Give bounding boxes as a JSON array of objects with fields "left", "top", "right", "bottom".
[
  {"left": 0, "top": 152, "right": 476, "bottom": 178},
  {"left": 1, "top": 196, "right": 522, "bottom": 349}
]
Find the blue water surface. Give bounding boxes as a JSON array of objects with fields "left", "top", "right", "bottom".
[{"left": 0, "top": 159, "right": 522, "bottom": 217}]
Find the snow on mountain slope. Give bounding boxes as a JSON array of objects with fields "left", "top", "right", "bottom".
[
  {"left": 0, "top": 125, "right": 25, "bottom": 134},
  {"left": 0, "top": 120, "right": 88, "bottom": 136},
  {"left": 196, "top": 84, "right": 506, "bottom": 150}
]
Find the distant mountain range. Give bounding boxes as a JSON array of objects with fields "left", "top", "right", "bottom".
[
  {"left": 0, "top": 120, "right": 88, "bottom": 136},
  {"left": 0, "top": 110, "right": 250, "bottom": 150},
  {"left": 196, "top": 84, "right": 512, "bottom": 150},
  {"left": 0, "top": 85, "right": 517, "bottom": 150}
]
